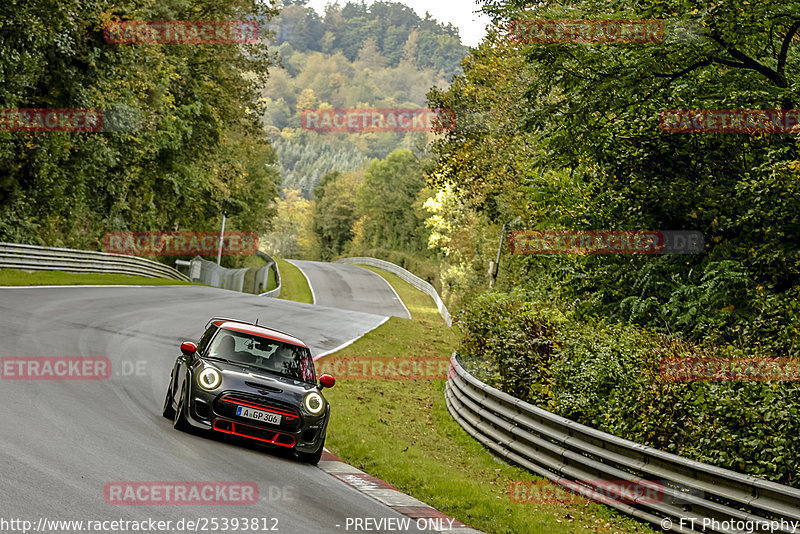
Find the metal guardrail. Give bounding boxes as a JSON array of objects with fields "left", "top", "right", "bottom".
[
  {"left": 0, "top": 242, "right": 189, "bottom": 281},
  {"left": 179, "top": 256, "right": 248, "bottom": 292},
  {"left": 256, "top": 251, "right": 281, "bottom": 297},
  {"left": 175, "top": 251, "right": 281, "bottom": 297},
  {"left": 175, "top": 252, "right": 279, "bottom": 295},
  {"left": 445, "top": 355, "right": 800, "bottom": 534},
  {"left": 336, "top": 257, "right": 451, "bottom": 326}
]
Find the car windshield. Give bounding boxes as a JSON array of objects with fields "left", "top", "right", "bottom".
[{"left": 207, "top": 328, "right": 316, "bottom": 383}]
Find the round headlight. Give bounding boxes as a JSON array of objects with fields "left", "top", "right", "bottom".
[
  {"left": 198, "top": 368, "right": 221, "bottom": 390},
  {"left": 304, "top": 392, "right": 324, "bottom": 415}
]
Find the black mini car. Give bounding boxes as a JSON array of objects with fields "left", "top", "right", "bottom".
[{"left": 163, "top": 317, "right": 336, "bottom": 464}]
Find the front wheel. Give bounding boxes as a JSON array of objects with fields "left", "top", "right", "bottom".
[
  {"left": 173, "top": 386, "right": 190, "bottom": 431},
  {"left": 296, "top": 437, "right": 325, "bottom": 465},
  {"left": 162, "top": 380, "right": 175, "bottom": 419}
]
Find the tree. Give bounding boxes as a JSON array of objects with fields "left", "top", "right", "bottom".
[
  {"left": 428, "top": 0, "right": 800, "bottom": 354},
  {"left": 356, "top": 149, "right": 426, "bottom": 251},
  {"left": 356, "top": 38, "right": 388, "bottom": 70},
  {"left": 262, "top": 188, "right": 318, "bottom": 258},
  {"left": 296, "top": 88, "right": 317, "bottom": 112},
  {"left": 313, "top": 171, "right": 363, "bottom": 259},
  {"left": 0, "top": 0, "right": 280, "bottom": 249}
]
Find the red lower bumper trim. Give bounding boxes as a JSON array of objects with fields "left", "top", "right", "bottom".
[{"left": 213, "top": 419, "right": 296, "bottom": 448}]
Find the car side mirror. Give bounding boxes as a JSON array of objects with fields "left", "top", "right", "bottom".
[
  {"left": 180, "top": 341, "right": 197, "bottom": 357},
  {"left": 318, "top": 374, "right": 335, "bottom": 390}
]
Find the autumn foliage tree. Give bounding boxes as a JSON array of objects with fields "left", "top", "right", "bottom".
[
  {"left": 429, "top": 0, "right": 800, "bottom": 355},
  {"left": 0, "top": 0, "right": 280, "bottom": 251}
]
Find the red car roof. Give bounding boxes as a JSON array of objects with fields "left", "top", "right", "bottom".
[{"left": 213, "top": 320, "right": 308, "bottom": 348}]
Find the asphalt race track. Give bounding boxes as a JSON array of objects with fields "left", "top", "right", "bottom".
[
  {"left": 0, "top": 284, "right": 426, "bottom": 534},
  {"left": 286, "top": 260, "right": 410, "bottom": 319}
]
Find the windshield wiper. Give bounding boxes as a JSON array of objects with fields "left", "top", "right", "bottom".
[
  {"left": 208, "top": 357, "right": 285, "bottom": 375},
  {"left": 257, "top": 368, "right": 303, "bottom": 382},
  {"left": 205, "top": 356, "right": 243, "bottom": 366}
]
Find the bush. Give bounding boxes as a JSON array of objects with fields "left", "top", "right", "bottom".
[
  {"left": 457, "top": 291, "right": 566, "bottom": 404},
  {"left": 456, "top": 291, "right": 800, "bottom": 487}
]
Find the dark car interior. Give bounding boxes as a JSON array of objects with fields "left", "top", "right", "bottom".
[{"left": 208, "top": 330, "right": 310, "bottom": 382}]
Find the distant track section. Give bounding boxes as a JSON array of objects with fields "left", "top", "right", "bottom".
[
  {"left": 287, "top": 260, "right": 410, "bottom": 319},
  {"left": 336, "top": 257, "right": 451, "bottom": 325}
]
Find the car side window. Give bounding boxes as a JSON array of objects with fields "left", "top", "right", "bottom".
[{"left": 196, "top": 326, "right": 218, "bottom": 355}]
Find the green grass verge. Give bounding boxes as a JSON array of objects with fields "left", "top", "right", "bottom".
[
  {"left": 322, "top": 265, "right": 655, "bottom": 534},
  {"left": 0, "top": 268, "right": 197, "bottom": 286},
  {"left": 276, "top": 258, "right": 313, "bottom": 304},
  {"left": 266, "top": 264, "right": 278, "bottom": 292},
  {"left": 328, "top": 265, "right": 458, "bottom": 358}
]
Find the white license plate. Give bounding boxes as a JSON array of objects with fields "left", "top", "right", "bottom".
[{"left": 236, "top": 406, "right": 282, "bottom": 425}]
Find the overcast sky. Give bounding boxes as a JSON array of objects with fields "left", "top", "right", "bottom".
[{"left": 304, "top": 0, "right": 491, "bottom": 47}]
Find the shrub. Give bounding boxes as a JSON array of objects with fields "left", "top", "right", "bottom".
[
  {"left": 457, "top": 291, "right": 566, "bottom": 404},
  {"left": 456, "top": 292, "right": 800, "bottom": 487}
]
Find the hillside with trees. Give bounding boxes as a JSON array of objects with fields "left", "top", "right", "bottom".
[
  {"left": 261, "top": 1, "right": 467, "bottom": 198},
  {"left": 425, "top": 0, "right": 800, "bottom": 487},
  {"left": 0, "top": 0, "right": 279, "bottom": 257}
]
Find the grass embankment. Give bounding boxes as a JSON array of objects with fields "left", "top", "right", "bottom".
[
  {"left": 265, "top": 266, "right": 278, "bottom": 292},
  {"left": 322, "top": 266, "right": 655, "bottom": 534},
  {"left": 275, "top": 258, "right": 313, "bottom": 304},
  {"left": 0, "top": 269, "right": 197, "bottom": 286}
]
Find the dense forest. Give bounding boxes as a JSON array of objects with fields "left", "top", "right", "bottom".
[
  {"left": 0, "top": 0, "right": 280, "bottom": 255},
  {"left": 271, "top": 0, "right": 465, "bottom": 77},
  {"left": 262, "top": 0, "right": 466, "bottom": 198},
  {"left": 432, "top": 0, "right": 800, "bottom": 486},
  {"left": 0, "top": 0, "right": 464, "bottom": 267}
]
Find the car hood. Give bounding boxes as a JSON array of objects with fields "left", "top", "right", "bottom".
[{"left": 204, "top": 359, "right": 317, "bottom": 396}]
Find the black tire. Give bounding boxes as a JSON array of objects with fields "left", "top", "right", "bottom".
[
  {"left": 173, "top": 386, "right": 190, "bottom": 431},
  {"left": 296, "top": 437, "right": 325, "bottom": 465},
  {"left": 162, "top": 380, "right": 176, "bottom": 419}
]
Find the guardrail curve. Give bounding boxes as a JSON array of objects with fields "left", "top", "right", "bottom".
[
  {"left": 0, "top": 242, "right": 189, "bottom": 281},
  {"left": 445, "top": 355, "right": 800, "bottom": 534},
  {"left": 335, "top": 257, "right": 451, "bottom": 326},
  {"left": 256, "top": 251, "right": 281, "bottom": 297}
]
